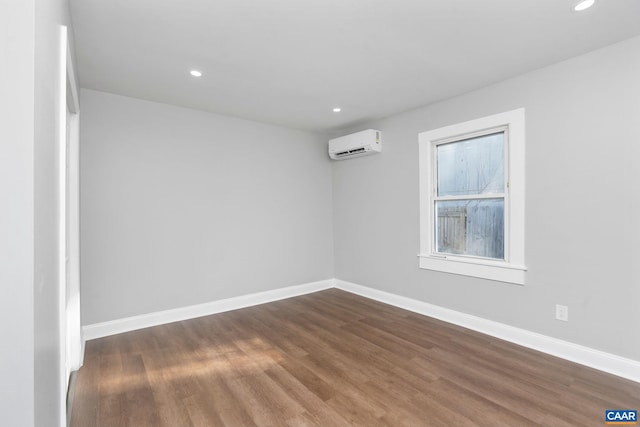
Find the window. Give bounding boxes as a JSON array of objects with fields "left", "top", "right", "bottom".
[{"left": 418, "top": 109, "right": 526, "bottom": 284}]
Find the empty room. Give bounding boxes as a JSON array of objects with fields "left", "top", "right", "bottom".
[{"left": 3, "top": 0, "right": 640, "bottom": 426}]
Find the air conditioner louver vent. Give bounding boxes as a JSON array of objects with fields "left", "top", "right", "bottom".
[
  {"left": 328, "top": 129, "right": 382, "bottom": 160},
  {"left": 336, "top": 147, "right": 367, "bottom": 157}
]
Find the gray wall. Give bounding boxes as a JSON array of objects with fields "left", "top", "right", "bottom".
[
  {"left": 333, "top": 36, "right": 640, "bottom": 361},
  {"left": 80, "top": 90, "right": 334, "bottom": 325},
  {"left": 80, "top": 37, "right": 639, "bottom": 363}
]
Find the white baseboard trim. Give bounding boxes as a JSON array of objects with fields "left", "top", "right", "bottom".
[
  {"left": 81, "top": 277, "right": 639, "bottom": 383},
  {"left": 334, "top": 279, "right": 640, "bottom": 383},
  {"left": 78, "top": 330, "right": 85, "bottom": 368},
  {"left": 83, "top": 279, "right": 334, "bottom": 341}
]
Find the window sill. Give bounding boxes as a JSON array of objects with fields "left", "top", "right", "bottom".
[{"left": 418, "top": 254, "right": 527, "bottom": 285}]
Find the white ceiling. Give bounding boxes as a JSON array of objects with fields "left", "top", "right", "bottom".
[{"left": 69, "top": 0, "right": 640, "bottom": 133}]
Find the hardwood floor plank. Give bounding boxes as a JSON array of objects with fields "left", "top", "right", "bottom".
[
  {"left": 264, "top": 366, "right": 351, "bottom": 426},
  {"left": 276, "top": 357, "right": 336, "bottom": 402},
  {"left": 68, "top": 353, "right": 100, "bottom": 427},
  {"left": 325, "top": 392, "right": 388, "bottom": 426},
  {"left": 409, "top": 353, "right": 582, "bottom": 426},
  {"left": 417, "top": 378, "right": 540, "bottom": 427},
  {"left": 339, "top": 320, "right": 433, "bottom": 360},
  {"left": 120, "top": 354, "right": 162, "bottom": 427},
  {"left": 97, "top": 352, "right": 126, "bottom": 427},
  {"left": 195, "top": 373, "right": 258, "bottom": 427},
  {"left": 71, "top": 289, "right": 640, "bottom": 427},
  {"left": 140, "top": 350, "right": 196, "bottom": 426}
]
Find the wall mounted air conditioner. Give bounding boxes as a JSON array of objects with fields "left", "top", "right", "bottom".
[{"left": 328, "top": 129, "right": 382, "bottom": 160}]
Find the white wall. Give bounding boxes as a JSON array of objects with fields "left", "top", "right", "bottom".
[
  {"left": 1, "top": 0, "right": 72, "bottom": 425},
  {"left": 80, "top": 90, "right": 334, "bottom": 324},
  {"left": 0, "top": 1, "right": 35, "bottom": 425},
  {"left": 34, "top": 0, "right": 73, "bottom": 425},
  {"left": 333, "top": 36, "right": 640, "bottom": 361}
]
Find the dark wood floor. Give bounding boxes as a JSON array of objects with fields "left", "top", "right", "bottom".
[{"left": 70, "top": 289, "right": 640, "bottom": 426}]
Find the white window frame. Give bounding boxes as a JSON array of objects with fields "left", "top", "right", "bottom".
[{"left": 418, "top": 108, "right": 526, "bottom": 285}]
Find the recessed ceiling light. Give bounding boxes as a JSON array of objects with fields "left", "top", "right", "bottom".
[
  {"left": 190, "top": 70, "right": 203, "bottom": 77},
  {"left": 333, "top": 107, "right": 341, "bottom": 113},
  {"left": 574, "top": 0, "right": 595, "bottom": 11}
]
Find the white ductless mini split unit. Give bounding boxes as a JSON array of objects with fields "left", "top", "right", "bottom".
[{"left": 328, "top": 129, "right": 382, "bottom": 160}]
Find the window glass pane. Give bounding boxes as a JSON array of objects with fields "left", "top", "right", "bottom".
[
  {"left": 435, "top": 199, "right": 504, "bottom": 259},
  {"left": 437, "top": 132, "right": 504, "bottom": 196}
]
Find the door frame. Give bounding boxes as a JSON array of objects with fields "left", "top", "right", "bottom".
[
  {"left": 65, "top": 24, "right": 81, "bottom": 373},
  {"left": 58, "top": 24, "right": 81, "bottom": 426}
]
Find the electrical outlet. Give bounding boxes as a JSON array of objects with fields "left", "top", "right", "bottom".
[{"left": 555, "top": 304, "right": 569, "bottom": 321}]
